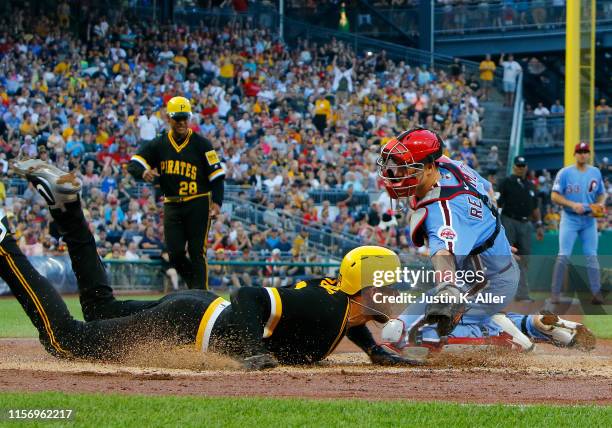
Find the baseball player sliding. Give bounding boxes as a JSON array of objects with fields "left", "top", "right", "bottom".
[
  {"left": 376, "top": 129, "right": 595, "bottom": 353},
  {"left": 550, "top": 142, "right": 607, "bottom": 305},
  {"left": 2, "top": 159, "right": 419, "bottom": 370}
]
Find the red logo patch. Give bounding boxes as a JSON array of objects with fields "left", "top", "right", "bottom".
[{"left": 438, "top": 226, "right": 457, "bottom": 242}]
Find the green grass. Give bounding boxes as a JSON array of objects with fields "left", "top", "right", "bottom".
[
  {"left": 0, "top": 296, "right": 609, "bottom": 339},
  {"left": 583, "top": 315, "right": 612, "bottom": 339},
  {"left": 0, "top": 392, "right": 609, "bottom": 427}
]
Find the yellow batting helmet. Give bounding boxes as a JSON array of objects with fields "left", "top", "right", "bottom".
[
  {"left": 338, "top": 246, "right": 401, "bottom": 295},
  {"left": 166, "top": 96, "right": 192, "bottom": 119}
]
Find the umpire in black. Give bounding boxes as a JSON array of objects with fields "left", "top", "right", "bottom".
[
  {"left": 128, "top": 96, "right": 225, "bottom": 289},
  {"left": 498, "top": 155, "right": 544, "bottom": 301}
]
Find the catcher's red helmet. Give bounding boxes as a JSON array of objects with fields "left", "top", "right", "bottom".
[{"left": 377, "top": 128, "right": 444, "bottom": 199}]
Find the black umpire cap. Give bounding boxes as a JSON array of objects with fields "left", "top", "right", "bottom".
[{"left": 513, "top": 156, "right": 527, "bottom": 167}]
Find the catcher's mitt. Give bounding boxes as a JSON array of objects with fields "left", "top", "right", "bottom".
[
  {"left": 424, "top": 283, "right": 467, "bottom": 337},
  {"left": 589, "top": 204, "right": 607, "bottom": 218}
]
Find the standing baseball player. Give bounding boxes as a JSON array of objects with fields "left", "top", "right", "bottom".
[
  {"left": 375, "top": 129, "right": 595, "bottom": 352},
  {"left": 4, "top": 159, "right": 419, "bottom": 370},
  {"left": 550, "top": 142, "right": 607, "bottom": 304},
  {"left": 498, "top": 155, "right": 544, "bottom": 302},
  {"left": 128, "top": 96, "right": 225, "bottom": 289}
]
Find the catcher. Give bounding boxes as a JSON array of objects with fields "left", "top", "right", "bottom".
[
  {"left": 375, "top": 129, "right": 595, "bottom": 354},
  {"left": 3, "top": 160, "right": 418, "bottom": 370}
]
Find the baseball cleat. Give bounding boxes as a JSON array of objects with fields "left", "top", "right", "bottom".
[
  {"left": 11, "top": 159, "right": 81, "bottom": 210},
  {"left": 533, "top": 313, "right": 596, "bottom": 351},
  {"left": 591, "top": 293, "right": 604, "bottom": 305},
  {"left": 0, "top": 209, "right": 10, "bottom": 244},
  {"left": 242, "top": 353, "right": 279, "bottom": 371}
]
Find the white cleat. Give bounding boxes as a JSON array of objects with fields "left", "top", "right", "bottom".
[
  {"left": 11, "top": 159, "right": 81, "bottom": 210},
  {"left": 533, "top": 313, "right": 596, "bottom": 351}
]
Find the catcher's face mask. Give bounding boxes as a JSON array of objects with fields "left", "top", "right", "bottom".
[{"left": 377, "top": 141, "right": 425, "bottom": 199}]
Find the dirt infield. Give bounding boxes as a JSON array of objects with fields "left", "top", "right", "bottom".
[{"left": 0, "top": 338, "right": 610, "bottom": 405}]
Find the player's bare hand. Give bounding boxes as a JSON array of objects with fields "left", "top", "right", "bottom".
[
  {"left": 572, "top": 202, "right": 585, "bottom": 215},
  {"left": 510, "top": 246, "right": 521, "bottom": 260},
  {"left": 536, "top": 227, "right": 544, "bottom": 241},
  {"left": 142, "top": 168, "right": 159, "bottom": 182}
]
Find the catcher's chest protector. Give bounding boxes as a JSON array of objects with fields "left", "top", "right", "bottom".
[{"left": 409, "top": 161, "right": 498, "bottom": 250}]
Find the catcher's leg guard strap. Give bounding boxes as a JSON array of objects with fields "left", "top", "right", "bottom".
[{"left": 521, "top": 315, "right": 529, "bottom": 336}]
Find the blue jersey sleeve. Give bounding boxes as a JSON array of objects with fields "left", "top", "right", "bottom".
[
  {"left": 594, "top": 168, "right": 604, "bottom": 198},
  {"left": 424, "top": 199, "right": 480, "bottom": 257},
  {"left": 552, "top": 168, "right": 566, "bottom": 194}
]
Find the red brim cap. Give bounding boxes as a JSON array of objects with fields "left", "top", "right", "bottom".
[{"left": 574, "top": 142, "right": 590, "bottom": 153}]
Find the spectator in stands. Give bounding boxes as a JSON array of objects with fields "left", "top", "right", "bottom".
[
  {"left": 209, "top": 249, "right": 231, "bottom": 289},
  {"left": 0, "top": 5, "right": 510, "bottom": 263},
  {"left": 285, "top": 250, "right": 309, "bottom": 283},
  {"left": 263, "top": 248, "right": 284, "bottom": 287},
  {"left": 479, "top": 54, "right": 496, "bottom": 101},
  {"left": 276, "top": 232, "right": 292, "bottom": 253},
  {"left": 137, "top": 105, "right": 163, "bottom": 141},
  {"left": 533, "top": 102, "right": 552, "bottom": 145},
  {"left": 234, "top": 226, "right": 252, "bottom": 251},
  {"left": 500, "top": 53, "right": 522, "bottom": 106},
  {"left": 485, "top": 145, "right": 501, "bottom": 184},
  {"left": 265, "top": 228, "right": 281, "bottom": 250},
  {"left": 263, "top": 202, "right": 280, "bottom": 227},
  {"left": 537, "top": 170, "right": 552, "bottom": 214},
  {"left": 105, "top": 242, "right": 124, "bottom": 260},
  {"left": 543, "top": 205, "right": 561, "bottom": 231},
  {"left": 332, "top": 53, "right": 355, "bottom": 102},
  {"left": 124, "top": 242, "right": 140, "bottom": 261},
  {"left": 599, "top": 157, "right": 612, "bottom": 181},
  {"left": 251, "top": 232, "right": 268, "bottom": 255},
  {"left": 313, "top": 93, "right": 332, "bottom": 135},
  {"left": 293, "top": 229, "right": 309, "bottom": 256},
  {"left": 531, "top": 0, "right": 547, "bottom": 29},
  {"left": 552, "top": 0, "right": 566, "bottom": 23},
  {"left": 459, "top": 139, "right": 479, "bottom": 169},
  {"left": 595, "top": 98, "right": 611, "bottom": 138},
  {"left": 550, "top": 99, "right": 564, "bottom": 141},
  {"left": 140, "top": 226, "right": 164, "bottom": 253}
]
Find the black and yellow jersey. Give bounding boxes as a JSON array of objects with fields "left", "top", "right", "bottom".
[
  {"left": 205, "top": 278, "right": 353, "bottom": 365},
  {"left": 128, "top": 129, "right": 224, "bottom": 202},
  {"left": 264, "top": 278, "right": 351, "bottom": 364}
]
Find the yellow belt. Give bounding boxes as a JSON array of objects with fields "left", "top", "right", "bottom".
[{"left": 163, "top": 192, "right": 210, "bottom": 204}]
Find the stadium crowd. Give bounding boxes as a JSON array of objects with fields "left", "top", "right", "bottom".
[
  {"left": 5, "top": 1, "right": 607, "bottom": 289},
  {"left": 0, "top": 2, "right": 488, "bottom": 272}
]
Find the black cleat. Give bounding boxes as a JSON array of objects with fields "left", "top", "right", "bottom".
[{"left": 591, "top": 293, "right": 604, "bottom": 305}]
